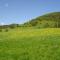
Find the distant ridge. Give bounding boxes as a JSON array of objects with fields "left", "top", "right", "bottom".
[{"left": 23, "top": 12, "right": 60, "bottom": 28}]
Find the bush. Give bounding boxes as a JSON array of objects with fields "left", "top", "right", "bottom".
[
  {"left": 9, "top": 24, "right": 20, "bottom": 29},
  {"left": 0, "top": 29, "right": 2, "bottom": 32},
  {"left": 5, "top": 29, "right": 9, "bottom": 32}
]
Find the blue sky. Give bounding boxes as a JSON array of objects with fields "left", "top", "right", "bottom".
[{"left": 0, "top": 0, "right": 60, "bottom": 25}]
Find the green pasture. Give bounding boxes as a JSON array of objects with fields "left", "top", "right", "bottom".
[{"left": 0, "top": 28, "right": 60, "bottom": 60}]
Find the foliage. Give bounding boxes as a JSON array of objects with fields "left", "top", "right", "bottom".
[
  {"left": 5, "top": 29, "right": 9, "bottom": 32},
  {"left": 23, "top": 12, "right": 60, "bottom": 28},
  {"left": 0, "top": 29, "right": 2, "bottom": 32}
]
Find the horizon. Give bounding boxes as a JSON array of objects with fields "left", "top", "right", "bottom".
[{"left": 0, "top": 0, "right": 60, "bottom": 25}]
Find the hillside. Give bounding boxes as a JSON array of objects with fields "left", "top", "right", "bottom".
[{"left": 23, "top": 12, "right": 60, "bottom": 28}]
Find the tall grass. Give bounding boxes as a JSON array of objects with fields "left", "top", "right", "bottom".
[{"left": 0, "top": 28, "right": 60, "bottom": 60}]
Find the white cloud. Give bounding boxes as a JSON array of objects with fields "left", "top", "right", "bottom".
[
  {"left": 5, "top": 3, "right": 8, "bottom": 7},
  {"left": 0, "top": 22, "right": 4, "bottom": 25}
]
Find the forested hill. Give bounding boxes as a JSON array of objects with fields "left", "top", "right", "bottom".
[{"left": 23, "top": 12, "right": 60, "bottom": 28}]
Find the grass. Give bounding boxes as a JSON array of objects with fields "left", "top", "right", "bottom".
[{"left": 0, "top": 28, "right": 60, "bottom": 60}]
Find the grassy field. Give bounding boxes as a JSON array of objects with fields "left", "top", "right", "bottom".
[{"left": 0, "top": 28, "right": 60, "bottom": 60}]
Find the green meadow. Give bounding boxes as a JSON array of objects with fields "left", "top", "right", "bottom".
[{"left": 0, "top": 28, "right": 60, "bottom": 60}]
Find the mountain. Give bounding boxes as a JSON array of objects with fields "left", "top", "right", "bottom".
[{"left": 23, "top": 12, "right": 60, "bottom": 28}]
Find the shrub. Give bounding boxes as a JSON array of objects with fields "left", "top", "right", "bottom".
[
  {"left": 5, "top": 29, "right": 9, "bottom": 32},
  {"left": 0, "top": 29, "right": 2, "bottom": 32}
]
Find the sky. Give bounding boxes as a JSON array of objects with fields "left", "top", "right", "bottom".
[{"left": 0, "top": 0, "right": 60, "bottom": 25}]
